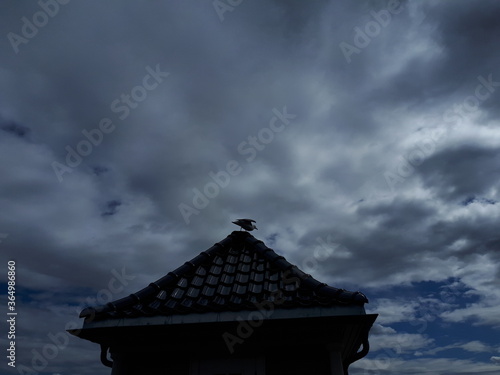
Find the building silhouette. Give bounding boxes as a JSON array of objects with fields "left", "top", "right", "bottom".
[{"left": 70, "top": 230, "right": 377, "bottom": 374}]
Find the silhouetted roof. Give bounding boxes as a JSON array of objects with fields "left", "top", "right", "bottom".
[{"left": 80, "top": 231, "right": 367, "bottom": 321}]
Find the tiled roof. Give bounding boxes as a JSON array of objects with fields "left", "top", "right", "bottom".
[{"left": 81, "top": 231, "right": 368, "bottom": 321}]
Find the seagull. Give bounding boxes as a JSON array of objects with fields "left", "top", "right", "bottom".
[{"left": 232, "top": 218, "right": 257, "bottom": 231}]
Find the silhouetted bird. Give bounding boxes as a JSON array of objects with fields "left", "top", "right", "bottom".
[{"left": 232, "top": 219, "right": 257, "bottom": 231}]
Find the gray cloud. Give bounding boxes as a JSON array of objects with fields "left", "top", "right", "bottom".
[{"left": 0, "top": 1, "right": 499, "bottom": 374}]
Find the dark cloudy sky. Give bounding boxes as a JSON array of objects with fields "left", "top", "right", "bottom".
[{"left": 1, "top": 1, "right": 500, "bottom": 374}]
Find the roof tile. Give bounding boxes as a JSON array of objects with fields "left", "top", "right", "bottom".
[{"left": 80, "top": 231, "right": 368, "bottom": 320}]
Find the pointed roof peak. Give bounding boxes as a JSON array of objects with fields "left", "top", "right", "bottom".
[{"left": 80, "top": 231, "right": 367, "bottom": 321}]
